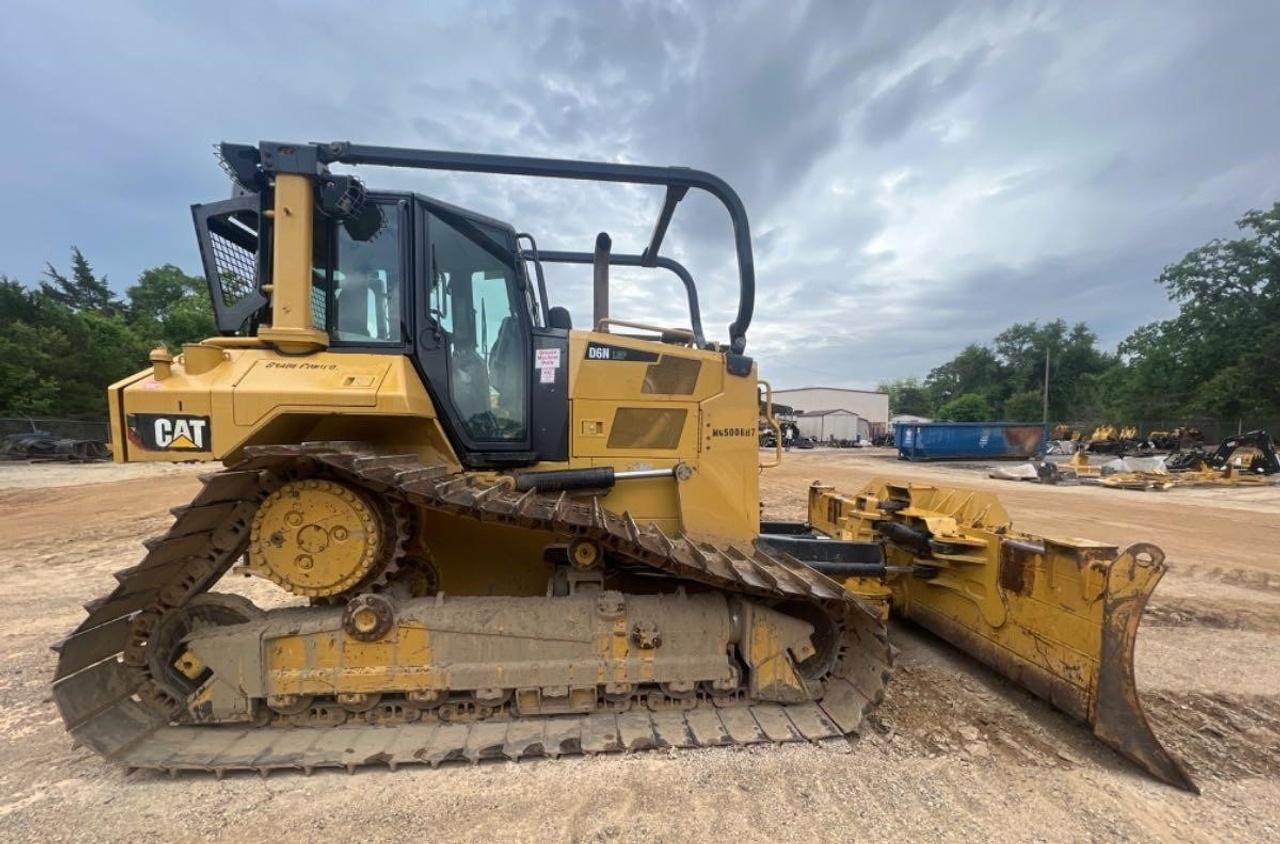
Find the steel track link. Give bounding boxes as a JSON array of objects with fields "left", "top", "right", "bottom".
[{"left": 52, "top": 442, "right": 891, "bottom": 777}]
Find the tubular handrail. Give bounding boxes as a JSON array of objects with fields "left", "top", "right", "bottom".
[
  {"left": 514, "top": 233, "right": 551, "bottom": 325},
  {"left": 536, "top": 250, "right": 708, "bottom": 349},
  {"left": 759, "top": 379, "right": 783, "bottom": 469},
  {"left": 593, "top": 318, "right": 696, "bottom": 343}
]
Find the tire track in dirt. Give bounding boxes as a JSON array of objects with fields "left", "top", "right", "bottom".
[
  {"left": 1145, "top": 596, "right": 1280, "bottom": 633},
  {"left": 1176, "top": 564, "right": 1280, "bottom": 594},
  {"left": 1145, "top": 691, "right": 1280, "bottom": 781},
  {"left": 884, "top": 625, "right": 1280, "bottom": 784}
]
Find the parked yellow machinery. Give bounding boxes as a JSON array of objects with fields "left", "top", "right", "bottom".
[{"left": 52, "top": 140, "right": 1191, "bottom": 789}]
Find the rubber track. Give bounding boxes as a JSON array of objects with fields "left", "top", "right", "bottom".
[{"left": 52, "top": 442, "right": 891, "bottom": 776}]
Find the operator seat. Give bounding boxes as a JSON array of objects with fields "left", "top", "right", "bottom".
[
  {"left": 335, "top": 284, "right": 369, "bottom": 338},
  {"left": 489, "top": 316, "right": 525, "bottom": 419}
]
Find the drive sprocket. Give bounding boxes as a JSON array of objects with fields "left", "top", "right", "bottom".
[{"left": 246, "top": 478, "right": 407, "bottom": 599}]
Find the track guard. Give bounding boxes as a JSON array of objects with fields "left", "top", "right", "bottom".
[{"left": 808, "top": 480, "right": 1197, "bottom": 792}]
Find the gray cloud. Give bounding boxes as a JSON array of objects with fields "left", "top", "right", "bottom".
[
  {"left": 860, "top": 46, "right": 989, "bottom": 145},
  {"left": 2, "top": 0, "right": 1278, "bottom": 388}
]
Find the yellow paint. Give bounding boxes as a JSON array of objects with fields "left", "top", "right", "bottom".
[
  {"left": 808, "top": 479, "right": 1134, "bottom": 703},
  {"left": 564, "top": 330, "right": 761, "bottom": 544},
  {"left": 841, "top": 577, "right": 892, "bottom": 621},
  {"left": 742, "top": 607, "right": 807, "bottom": 700},
  {"left": 571, "top": 399, "right": 696, "bottom": 456},
  {"left": 109, "top": 351, "right": 457, "bottom": 467},
  {"left": 257, "top": 174, "right": 329, "bottom": 353},
  {"left": 266, "top": 626, "right": 436, "bottom": 696},
  {"left": 568, "top": 334, "right": 721, "bottom": 401},
  {"left": 749, "top": 620, "right": 786, "bottom": 686},
  {"left": 596, "top": 615, "right": 632, "bottom": 685},
  {"left": 109, "top": 287, "right": 763, "bottom": 549},
  {"left": 232, "top": 357, "right": 392, "bottom": 426},
  {"left": 247, "top": 479, "right": 382, "bottom": 597},
  {"left": 174, "top": 649, "right": 205, "bottom": 680},
  {"left": 418, "top": 509, "right": 556, "bottom": 596}
]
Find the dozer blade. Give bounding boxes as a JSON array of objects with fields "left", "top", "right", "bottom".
[{"left": 808, "top": 479, "right": 1197, "bottom": 792}]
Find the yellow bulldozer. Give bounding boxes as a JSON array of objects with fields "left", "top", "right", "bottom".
[{"left": 52, "top": 141, "right": 1192, "bottom": 790}]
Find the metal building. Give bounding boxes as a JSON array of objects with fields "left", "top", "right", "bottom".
[
  {"left": 772, "top": 387, "right": 890, "bottom": 436},
  {"left": 796, "top": 409, "right": 868, "bottom": 444}
]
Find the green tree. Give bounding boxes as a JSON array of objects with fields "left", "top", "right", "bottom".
[
  {"left": 0, "top": 278, "right": 61, "bottom": 415},
  {"left": 1117, "top": 203, "right": 1280, "bottom": 419},
  {"left": 924, "top": 344, "right": 1002, "bottom": 409},
  {"left": 914, "top": 320, "right": 1113, "bottom": 423},
  {"left": 127, "top": 264, "right": 215, "bottom": 349},
  {"left": 936, "top": 392, "right": 992, "bottom": 422},
  {"left": 877, "top": 377, "right": 933, "bottom": 416},
  {"left": 988, "top": 320, "right": 1113, "bottom": 420},
  {"left": 17, "top": 297, "right": 149, "bottom": 418},
  {"left": 1, "top": 253, "right": 207, "bottom": 420},
  {"left": 1001, "top": 389, "right": 1043, "bottom": 421},
  {"left": 39, "top": 247, "right": 117, "bottom": 313},
  {"left": 0, "top": 276, "right": 40, "bottom": 324}
]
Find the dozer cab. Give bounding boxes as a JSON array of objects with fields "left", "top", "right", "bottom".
[{"left": 53, "top": 141, "right": 1192, "bottom": 790}]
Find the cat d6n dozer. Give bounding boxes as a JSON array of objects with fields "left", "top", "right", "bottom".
[{"left": 52, "top": 141, "right": 1192, "bottom": 790}]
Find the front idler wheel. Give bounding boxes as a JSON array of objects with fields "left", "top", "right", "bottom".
[{"left": 144, "top": 593, "right": 263, "bottom": 718}]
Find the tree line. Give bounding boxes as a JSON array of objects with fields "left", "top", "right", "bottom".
[
  {"left": 1, "top": 249, "right": 214, "bottom": 419},
  {"left": 878, "top": 204, "right": 1280, "bottom": 426}
]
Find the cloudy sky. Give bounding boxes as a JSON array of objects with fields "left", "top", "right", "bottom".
[{"left": 3, "top": 0, "right": 1278, "bottom": 388}]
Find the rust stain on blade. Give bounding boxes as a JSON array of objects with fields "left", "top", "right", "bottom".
[{"left": 998, "top": 541, "right": 1039, "bottom": 595}]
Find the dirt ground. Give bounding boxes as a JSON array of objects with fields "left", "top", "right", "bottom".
[{"left": 1, "top": 451, "right": 1278, "bottom": 843}]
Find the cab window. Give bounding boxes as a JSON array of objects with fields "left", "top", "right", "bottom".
[{"left": 312, "top": 201, "right": 404, "bottom": 344}]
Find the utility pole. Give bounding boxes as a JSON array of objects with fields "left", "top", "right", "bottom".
[{"left": 1042, "top": 345, "right": 1051, "bottom": 426}]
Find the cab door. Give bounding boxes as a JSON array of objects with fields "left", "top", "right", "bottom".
[{"left": 413, "top": 200, "right": 538, "bottom": 467}]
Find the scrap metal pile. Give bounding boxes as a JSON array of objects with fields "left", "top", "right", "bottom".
[
  {"left": 1, "top": 430, "right": 110, "bottom": 462},
  {"left": 992, "top": 430, "right": 1279, "bottom": 490},
  {"left": 1048, "top": 424, "right": 1206, "bottom": 457}
]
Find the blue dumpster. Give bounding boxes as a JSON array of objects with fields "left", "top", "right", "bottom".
[{"left": 896, "top": 422, "right": 1046, "bottom": 461}]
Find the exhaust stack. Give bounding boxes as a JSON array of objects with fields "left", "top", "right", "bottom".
[{"left": 592, "top": 231, "right": 611, "bottom": 330}]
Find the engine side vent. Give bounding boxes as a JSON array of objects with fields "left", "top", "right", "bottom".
[
  {"left": 642, "top": 356, "right": 701, "bottom": 395},
  {"left": 607, "top": 408, "right": 688, "bottom": 450}
]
